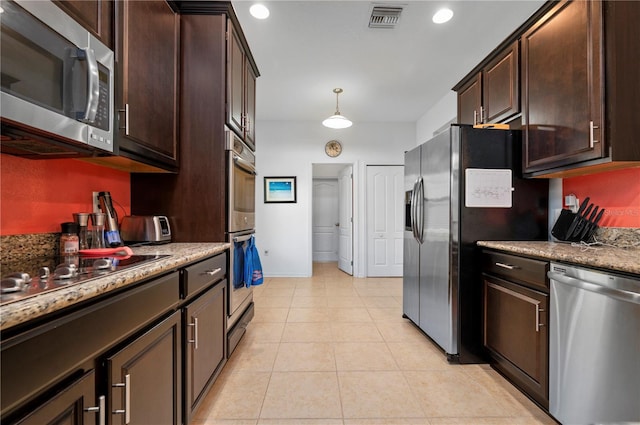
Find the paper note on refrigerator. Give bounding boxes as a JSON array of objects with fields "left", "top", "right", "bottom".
[{"left": 465, "top": 169, "right": 513, "bottom": 208}]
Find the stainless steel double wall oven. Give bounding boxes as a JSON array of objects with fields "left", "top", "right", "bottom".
[{"left": 226, "top": 129, "right": 256, "bottom": 355}]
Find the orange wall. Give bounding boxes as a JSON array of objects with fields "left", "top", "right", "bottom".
[
  {"left": 1, "top": 154, "right": 130, "bottom": 235},
  {"left": 563, "top": 167, "right": 640, "bottom": 228}
]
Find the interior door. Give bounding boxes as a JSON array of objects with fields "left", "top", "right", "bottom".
[
  {"left": 312, "top": 179, "right": 339, "bottom": 262},
  {"left": 338, "top": 166, "right": 353, "bottom": 275},
  {"left": 366, "top": 165, "right": 404, "bottom": 277}
]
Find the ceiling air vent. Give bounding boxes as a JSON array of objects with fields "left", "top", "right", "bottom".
[{"left": 368, "top": 5, "right": 403, "bottom": 29}]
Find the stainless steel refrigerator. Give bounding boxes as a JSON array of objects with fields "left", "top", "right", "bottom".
[{"left": 403, "top": 125, "right": 548, "bottom": 363}]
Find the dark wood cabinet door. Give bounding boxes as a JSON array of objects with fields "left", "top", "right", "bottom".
[
  {"left": 54, "top": 0, "right": 113, "bottom": 48},
  {"left": 16, "top": 370, "right": 98, "bottom": 425},
  {"left": 184, "top": 281, "right": 226, "bottom": 422},
  {"left": 227, "top": 23, "right": 245, "bottom": 139},
  {"left": 108, "top": 311, "right": 181, "bottom": 425},
  {"left": 522, "top": 0, "right": 603, "bottom": 174},
  {"left": 484, "top": 275, "right": 548, "bottom": 407},
  {"left": 457, "top": 74, "right": 482, "bottom": 125},
  {"left": 115, "top": 0, "right": 179, "bottom": 170},
  {"left": 483, "top": 41, "right": 519, "bottom": 123},
  {"left": 245, "top": 62, "right": 257, "bottom": 149}
]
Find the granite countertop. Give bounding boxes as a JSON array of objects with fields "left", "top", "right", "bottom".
[
  {"left": 0, "top": 243, "right": 229, "bottom": 332},
  {"left": 477, "top": 240, "right": 640, "bottom": 276}
]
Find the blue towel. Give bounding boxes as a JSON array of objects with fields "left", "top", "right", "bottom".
[
  {"left": 243, "top": 235, "right": 264, "bottom": 287},
  {"left": 233, "top": 241, "right": 245, "bottom": 289}
]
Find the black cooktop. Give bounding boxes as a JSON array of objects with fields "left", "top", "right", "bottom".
[{"left": 0, "top": 254, "right": 168, "bottom": 305}]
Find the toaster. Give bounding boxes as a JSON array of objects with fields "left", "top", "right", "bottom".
[{"left": 120, "top": 215, "right": 171, "bottom": 244}]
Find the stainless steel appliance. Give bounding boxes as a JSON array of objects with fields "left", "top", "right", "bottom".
[
  {"left": 0, "top": 0, "right": 114, "bottom": 156},
  {"left": 227, "top": 130, "right": 256, "bottom": 233},
  {"left": 120, "top": 215, "right": 172, "bottom": 244},
  {"left": 225, "top": 129, "right": 256, "bottom": 355},
  {"left": 227, "top": 230, "right": 255, "bottom": 355},
  {"left": 548, "top": 263, "right": 640, "bottom": 425},
  {"left": 1, "top": 254, "right": 167, "bottom": 305},
  {"left": 403, "top": 125, "right": 548, "bottom": 362}
]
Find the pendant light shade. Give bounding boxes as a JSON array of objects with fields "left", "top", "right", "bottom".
[{"left": 322, "top": 88, "right": 352, "bottom": 129}]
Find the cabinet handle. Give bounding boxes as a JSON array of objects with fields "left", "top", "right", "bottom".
[
  {"left": 204, "top": 268, "right": 222, "bottom": 276},
  {"left": 480, "top": 105, "right": 485, "bottom": 124},
  {"left": 118, "top": 104, "right": 130, "bottom": 135},
  {"left": 495, "top": 262, "right": 519, "bottom": 270},
  {"left": 85, "top": 395, "right": 105, "bottom": 425},
  {"left": 473, "top": 110, "right": 478, "bottom": 126},
  {"left": 112, "top": 373, "right": 131, "bottom": 424},
  {"left": 188, "top": 317, "right": 199, "bottom": 350},
  {"left": 535, "top": 305, "right": 545, "bottom": 332},
  {"left": 589, "top": 121, "right": 599, "bottom": 148}
]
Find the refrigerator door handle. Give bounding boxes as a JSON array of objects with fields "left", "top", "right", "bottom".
[
  {"left": 416, "top": 177, "right": 425, "bottom": 244},
  {"left": 411, "top": 178, "right": 419, "bottom": 241}
]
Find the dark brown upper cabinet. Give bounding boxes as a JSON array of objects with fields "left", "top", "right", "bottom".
[
  {"left": 522, "top": 0, "right": 603, "bottom": 175},
  {"left": 227, "top": 22, "right": 257, "bottom": 150},
  {"left": 456, "top": 41, "right": 520, "bottom": 126},
  {"left": 54, "top": 0, "right": 113, "bottom": 48},
  {"left": 114, "top": 0, "right": 180, "bottom": 172},
  {"left": 522, "top": 0, "right": 640, "bottom": 177}
]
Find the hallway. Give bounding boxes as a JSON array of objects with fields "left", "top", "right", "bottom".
[{"left": 193, "top": 263, "right": 554, "bottom": 424}]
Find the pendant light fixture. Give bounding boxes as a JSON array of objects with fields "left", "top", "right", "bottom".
[{"left": 322, "top": 88, "right": 352, "bottom": 129}]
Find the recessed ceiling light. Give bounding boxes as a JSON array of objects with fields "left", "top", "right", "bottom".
[
  {"left": 250, "top": 4, "right": 270, "bottom": 20},
  {"left": 432, "top": 8, "right": 453, "bottom": 24}
]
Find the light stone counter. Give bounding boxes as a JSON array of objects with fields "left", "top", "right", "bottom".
[
  {"left": 477, "top": 240, "right": 640, "bottom": 276},
  {"left": 0, "top": 243, "right": 229, "bottom": 332}
]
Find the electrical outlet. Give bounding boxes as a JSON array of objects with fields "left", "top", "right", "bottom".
[{"left": 92, "top": 192, "right": 101, "bottom": 213}]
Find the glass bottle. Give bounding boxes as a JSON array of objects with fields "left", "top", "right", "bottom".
[
  {"left": 90, "top": 212, "right": 106, "bottom": 249},
  {"left": 60, "top": 222, "right": 79, "bottom": 255},
  {"left": 73, "top": 212, "right": 90, "bottom": 250}
]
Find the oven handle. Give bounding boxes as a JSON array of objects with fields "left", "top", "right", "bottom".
[
  {"left": 233, "top": 155, "right": 257, "bottom": 175},
  {"left": 233, "top": 233, "right": 254, "bottom": 243}
]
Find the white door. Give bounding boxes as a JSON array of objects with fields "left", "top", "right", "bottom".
[
  {"left": 366, "top": 165, "right": 404, "bottom": 277},
  {"left": 338, "top": 166, "right": 353, "bottom": 275},
  {"left": 312, "top": 179, "right": 339, "bottom": 262}
]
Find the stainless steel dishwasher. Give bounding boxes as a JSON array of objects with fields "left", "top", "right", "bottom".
[{"left": 548, "top": 262, "right": 640, "bottom": 425}]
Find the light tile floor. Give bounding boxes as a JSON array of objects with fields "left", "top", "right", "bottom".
[{"left": 193, "top": 263, "right": 555, "bottom": 425}]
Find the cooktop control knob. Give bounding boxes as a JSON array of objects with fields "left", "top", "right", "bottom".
[
  {"left": 1, "top": 273, "right": 32, "bottom": 293},
  {"left": 39, "top": 267, "right": 50, "bottom": 280},
  {"left": 93, "top": 258, "right": 112, "bottom": 270},
  {"left": 54, "top": 264, "right": 78, "bottom": 280}
]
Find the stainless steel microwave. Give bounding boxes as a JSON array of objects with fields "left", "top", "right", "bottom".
[{"left": 0, "top": 0, "right": 115, "bottom": 155}]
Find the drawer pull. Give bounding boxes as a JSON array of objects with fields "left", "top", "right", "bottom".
[
  {"left": 495, "top": 262, "right": 519, "bottom": 270},
  {"left": 203, "top": 268, "right": 222, "bottom": 276}
]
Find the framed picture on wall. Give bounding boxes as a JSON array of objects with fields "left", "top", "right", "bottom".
[{"left": 264, "top": 176, "right": 297, "bottom": 203}]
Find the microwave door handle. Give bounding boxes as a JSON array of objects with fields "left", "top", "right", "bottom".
[
  {"left": 233, "top": 155, "right": 257, "bottom": 175},
  {"left": 78, "top": 47, "right": 100, "bottom": 122}
]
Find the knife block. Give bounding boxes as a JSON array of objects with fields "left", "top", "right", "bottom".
[
  {"left": 551, "top": 208, "right": 600, "bottom": 242},
  {"left": 551, "top": 209, "right": 576, "bottom": 241}
]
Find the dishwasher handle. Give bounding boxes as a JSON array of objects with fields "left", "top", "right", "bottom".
[{"left": 548, "top": 270, "right": 640, "bottom": 305}]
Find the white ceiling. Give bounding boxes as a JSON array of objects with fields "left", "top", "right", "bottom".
[{"left": 232, "top": 0, "right": 545, "bottom": 125}]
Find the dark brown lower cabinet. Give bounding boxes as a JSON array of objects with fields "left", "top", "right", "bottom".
[
  {"left": 184, "top": 280, "right": 226, "bottom": 423},
  {"left": 107, "top": 311, "right": 182, "bottom": 425},
  {"left": 15, "top": 371, "right": 99, "bottom": 425},
  {"left": 484, "top": 274, "right": 549, "bottom": 408}
]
